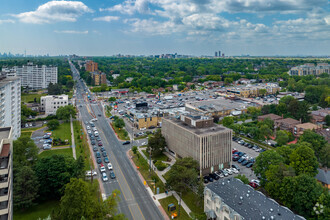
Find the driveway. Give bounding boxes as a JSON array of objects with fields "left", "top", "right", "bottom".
[{"left": 31, "top": 126, "right": 48, "bottom": 152}]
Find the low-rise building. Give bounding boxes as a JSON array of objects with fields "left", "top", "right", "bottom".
[
  {"left": 288, "top": 63, "right": 330, "bottom": 76},
  {"left": 0, "top": 127, "right": 13, "bottom": 220},
  {"left": 185, "top": 98, "right": 259, "bottom": 118},
  {"left": 315, "top": 168, "right": 330, "bottom": 189},
  {"left": 127, "top": 109, "right": 167, "bottom": 130},
  {"left": 40, "top": 95, "right": 68, "bottom": 115},
  {"left": 85, "top": 60, "right": 98, "bottom": 72},
  {"left": 311, "top": 108, "right": 330, "bottom": 124},
  {"left": 204, "top": 178, "right": 305, "bottom": 220},
  {"left": 275, "top": 118, "right": 301, "bottom": 132},
  {"left": 225, "top": 83, "right": 280, "bottom": 98},
  {"left": 294, "top": 123, "right": 322, "bottom": 136},
  {"left": 162, "top": 115, "right": 232, "bottom": 175},
  {"left": 258, "top": 113, "right": 282, "bottom": 122},
  {"left": 316, "top": 128, "right": 330, "bottom": 143}
]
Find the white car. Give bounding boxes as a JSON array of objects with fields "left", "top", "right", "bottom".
[
  {"left": 226, "top": 168, "right": 233, "bottom": 175},
  {"left": 43, "top": 144, "right": 51, "bottom": 150},
  {"left": 232, "top": 168, "right": 239, "bottom": 174},
  {"left": 107, "top": 163, "right": 113, "bottom": 170},
  {"left": 100, "top": 166, "right": 106, "bottom": 173},
  {"left": 87, "top": 130, "right": 92, "bottom": 134},
  {"left": 102, "top": 172, "right": 108, "bottom": 182},
  {"left": 92, "top": 127, "right": 97, "bottom": 132},
  {"left": 86, "top": 126, "right": 90, "bottom": 130},
  {"left": 85, "top": 171, "right": 97, "bottom": 177},
  {"left": 251, "top": 179, "right": 260, "bottom": 186}
]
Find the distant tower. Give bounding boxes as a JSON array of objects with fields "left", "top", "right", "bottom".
[
  {"left": 219, "top": 51, "right": 221, "bottom": 57},
  {"left": 215, "top": 52, "right": 218, "bottom": 57},
  {"left": 222, "top": 53, "right": 225, "bottom": 57},
  {"left": 24, "top": 49, "right": 26, "bottom": 57}
]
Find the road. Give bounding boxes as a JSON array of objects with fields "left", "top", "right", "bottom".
[{"left": 70, "top": 61, "right": 163, "bottom": 220}]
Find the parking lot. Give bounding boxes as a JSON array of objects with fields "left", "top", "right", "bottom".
[{"left": 30, "top": 126, "right": 50, "bottom": 151}]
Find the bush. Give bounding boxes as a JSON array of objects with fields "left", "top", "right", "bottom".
[
  {"left": 132, "top": 146, "right": 138, "bottom": 154},
  {"left": 155, "top": 161, "right": 168, "bottom": 171}
]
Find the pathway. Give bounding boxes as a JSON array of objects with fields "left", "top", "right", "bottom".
[{"left": 70, "top": 115, "right": 77, "bottom": 159}]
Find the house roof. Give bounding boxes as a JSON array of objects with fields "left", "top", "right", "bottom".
[
  {"left": 276, "top": 118, "right": 300, "bottom": 125},
  {"left": 206, "top": 178, "right": 305, "bottom": 220},
  {"left": 315, "top": 168, "right": 330, "bottom": 185},
  {"left": 258, "top": 113, "right": 282, "bottom": 121},
  {"left": 295, "top": 123, "right": 320, "bottom": 130}
]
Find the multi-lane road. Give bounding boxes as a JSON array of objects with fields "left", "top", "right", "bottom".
[{"left": 70, "top": 61, "right": 163, "bottom": 220}]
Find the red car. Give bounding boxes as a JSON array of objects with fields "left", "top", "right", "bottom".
[
  {"left": 98, "top": 142, "right": 103, "bottom": 146},
  {"left": 232, "top": 149, "right": 238, "bottom": 154},
  {"left": 249, "top": 182, "right": 258, "bottom": 188}
]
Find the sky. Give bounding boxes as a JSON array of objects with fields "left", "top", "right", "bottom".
[{"left": 0, "top": 0, "right": 329, "bottom": 56}]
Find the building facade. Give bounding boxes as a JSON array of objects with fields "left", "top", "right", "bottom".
[
  {"left": 204, "top": 178, "right": 305, "bottom": 220},
  {"left": 0, "top": 76, "right": 21, "bottom": 140},
  {"left": 92, "top": 72, "right": 107, "bottom": 86},
  {"left": 225, "top": 83, "right": 280, "bottom": 98},
  {"left": 85, "top": 61, "right": 98, "bottom": 72},
  {"left": 2, "top": 62, "right": 57, "bottom": 89},
  {"left": 0, "top": 127, "right": 13, "bottom": 220},
  {"left": 162, "top": 115, "right": 232, "bottom": 175},
  {"left": 289, "top": 63, "right": 330, "bottom": 76},
  {"left": 40, "top": 95, "right": 68, "bottom": 115}
]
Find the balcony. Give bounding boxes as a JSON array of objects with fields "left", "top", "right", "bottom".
[
  {"left": 0, "top": 159, "right": 8, "bottom": 176},
  {"left": 0, "top": 201, "right": 8, "bottom": 216},
  {"left": 0, "top": 188, "right": 8, "bottom": 203}
]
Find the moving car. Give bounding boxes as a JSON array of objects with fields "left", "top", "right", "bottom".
[
  {"left": 107, "top": 163, "right": 113, "bottom": 170},
  {"left": 102, "top": 151, "right": 107, "bottom": 157},
  {"left": 109, "top": 171, "right": 116, "bottom": 179},
  {"left": 97, "top": 158, "right": 102, "bottom": 164},
  {"left": 122, "top": 141, "right": 130, "bottom": 145},
  {"left": 100, "top": 165, "right": 106, "bottom": 173},
  {"left": 93, "top": 146, "right": 98, "bottom": 152},
  {"left": 104, "top": 157, "right": 109, "bottom": 163}
]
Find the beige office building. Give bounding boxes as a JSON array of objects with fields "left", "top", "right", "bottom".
[
  {"left": 0, "top": 127, "right": 13, "bottom": 220},
  {"left": 162, "top": 115, "right": 232, "bottom": 175}
]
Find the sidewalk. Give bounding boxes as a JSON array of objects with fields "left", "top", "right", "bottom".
[
  {"left": 70, "top": 115, "right": 77, "bottom": 159},
  {"left": 135, "top": 147, "right": 192, "bottom": 216}
]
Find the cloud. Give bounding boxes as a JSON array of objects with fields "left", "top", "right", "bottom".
[
  {"left": 93, "top": 16, "right": 120, "bottom": 22},
  {"left": 100, "top": 0, "right": 151, "bottom": 15},
  {"left": 54, "top": 30, "right": 88, "bottom": 34},
  {"left": 0, "top": 19, "right": 15, "bottom": 24},
  {"left": 13, "top": 1, "right": 92, "bottom": 24}
]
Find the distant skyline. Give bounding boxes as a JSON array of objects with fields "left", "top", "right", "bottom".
[{"left": 0, "top": 0, "right": 329, "bottom": 56}]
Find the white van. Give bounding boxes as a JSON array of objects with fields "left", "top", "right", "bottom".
[{"left": 94, "top": 131, "right": 99, "bottom": 137}]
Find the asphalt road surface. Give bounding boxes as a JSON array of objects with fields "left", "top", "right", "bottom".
[{"left": 70, "top": 61, "right": 163, "bottom": 220}]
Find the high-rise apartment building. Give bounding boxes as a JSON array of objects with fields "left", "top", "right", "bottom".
[
  {"left": 0, "top": 127, "right": 13, "bottom": 220},
  {"left": 0, "top": 75, "right": 21, "bottom": 140},
  {"left": 215, "top": 52, "right": 218, "bottom": 57},
  {"left": 288, "top": 63, "right": 330, "bottom": 76},
  {"left": 1, "top": 62, "right": 57, "bottom": 89},
  {"left": 162, "top": 115, "right": 232, "bottom": 175},
  {"left": 85, "top": 61, "right": 98, "bottom": 72}
]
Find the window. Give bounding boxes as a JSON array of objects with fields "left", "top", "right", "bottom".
[
  {"left": 216, "top": 207, "right": 219, "bottom": 213},
  {"left": 145, "top": 118, "right": 147, "bottom": 122},
  {"left": 150, "top": 117, "right": 152, "bottom": 121},
  {"left": 207, "top": 199, "right": 211, "bottom": 205}
]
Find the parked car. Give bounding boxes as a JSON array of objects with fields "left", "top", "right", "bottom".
[
  {"left": 249, "top": 182, "right": 258, "bottom": 188},
  {"left": 96, "top": 152, "right": 101, "bottom": 158},
  {"left": 97, "top": 158, "right": 102, "bottom": 164},
  {"left": 96, "top": 136, "right": 101, "bottom": 141},
  {"left": 91, "top": 140, "right": 96, "bottom": 145},
  {"left": 251, "top": 179, "right": 260, "bottom": 186},
  {"left": 43, "top": 144, "right": 51, "bottom": 150},
  {"left": 203, "top": 177, "right": 209, "bottom": 184},
  {"left": 102, "top": 151, "right": 107, "bottom": 157},
  {"left": 231, "top": 168, "right": 239, "bottom": 174},
  {"left": 238, "top": 157, "right": 246, "bottom": 163},
  {"left": 242, "top": 160, "right": 250, "bottom": 166},
  {"left": 100, "top": 165, "right": 106, "bottom": 173},
  {"left": 93, "top": 146, "right": 98, "bottom": 152},
  {"left": 122, "top": 141, "right": 130, "bottom": 145},
  {"left": 232, "top": 164, "right": 240, "bottom": 171},
  {"left": 109, "top": 171, "right": 116, "bottom": 179},
  {"left": 246, "top": 163, "right": 254, "bottom": 168},
  {"left": 210, "top": 173, "right": 219, "bottom": 180},
  {"left": 100, "top": 147, "right": 105, "bottom": 152},
  {"left": 102, "top": 172, "right": 108, "bottom": 182},
  {"left": 85, "top": 171, "right": 97, "bottom": 176},
  {"left": 98, "top": 142, "right": 103, "bottom": 146},
  {"left": 104, "top": 157, "right": 109, "bottom": 163}
]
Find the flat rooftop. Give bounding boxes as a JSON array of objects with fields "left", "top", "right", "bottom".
[
  {"left": 186, "top": 98, "right": 257, "bottom": 112},
  {"left": 163, "top": 117, "right": 229, "bottom": 136},
  {"left": 0, "top": 127, "right": 11, "bottom": 141},
  {"left": 0, "top": 76, "right": 20, "bottom": 88},
  {"left": 207, "top": 178, "right": 305, "bottom": 220}
]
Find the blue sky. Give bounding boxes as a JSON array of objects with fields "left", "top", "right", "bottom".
[{"left": 0, "top": 0, "right": 329, "bottom": 56}]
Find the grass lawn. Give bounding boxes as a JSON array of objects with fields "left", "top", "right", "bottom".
[
  {"left": 105, "top": 106, "right": 112, "bottom": 117},
  {"left": 142, "top": 150, "right": 169, "bottom": 162},
  {"left": 21, "top": 93, "right": 43, "bottom": 104},
  {"left": 182, "top": 189, "right": 205, "bottom": 217},
  {"left": 112, "top": 124, "right": 129, "bottom": 140},
  {"left": 73, "top": 120, "right": 92, "bottom": 170},
  {"left": 20, "top": 131, "right": 32, "bottom": 138},
  {"left": 13, "top": 200, "right": 59, "bottom": 220},
  {"left": 39, "top": 148, "right": 73, "bottom": 158},
  {"left": 159, "top": 196, "right": 191, "bottom": 220},
  {"left": 130, "top": 151, "right": 165, "bottom": 193},
  {"left": 49, "top": 122, "right": 71, "bottom": 146}
]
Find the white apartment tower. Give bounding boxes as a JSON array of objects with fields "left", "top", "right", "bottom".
[
  {"left": 0, "top": 75, "right": 21, "bottom": 140},
  {"left": 40, "top": 94, "right": 68, "bottom": 115},
  {"left": 2, "top": 62, "right": 57, "bottom": 89}
]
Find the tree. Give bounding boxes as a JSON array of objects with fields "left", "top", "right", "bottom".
[
  {"left": 47, "top": 119, "right": 60, "bottom": 130},
  {"left": 131, "top": 146, "right": 138, "bottom": 154},
  {"left": 147, "top": 129, "right": 166, "bottom": 157},
  {"left": 276, "top": 103, "right": 287, "bottom": 116},
  {"left": 280, "top": 175, "right": 323, "bottom": 218},
  {"left": 57, "top": 178, "right": 123, "bottom": 219},
  {"left": 166, "top": 157, "right": 199, "bottom": 194},
  {"left": 247, "top": 107, "right": 261, "bottom": 120},
  {"left": 108, "top": 97, "right": 116, "bottom": 102},
  {"left": 113, "top": 117, "right": 125, "bottom": 129},
  {"left": 13, "top": 166, "right": 39, "bottom": 210},
  {"left": 235, "top": 174, "right": 249, "bottom": 184},
  {"left": 75, "top": 155, "right": 85, "bottom": 178},
  {"left": 66, "top": 80, "right": 74, "bottom": 90},
  {"left": 319, "top": 144, "right": 330, "bottom": 168},
  {"left": 254, "top": 150, "right": 284, "bottom": 185},
  {"left": 275, "top": 130, "right": 289, "bottom": 146},
  {"left": 13, "top": 136, "right": 39, "bottom": 168},
  {"left": 299, "top": 130, "right": 327, "bottom": 163},
  {"left": 34, "top": 154, "right": 77, "bottom": 199},
  {"left": 48, "top": 83, "right": 63, "bottom": 95},
  {"left": 289, "top": 143, "right": 318, "bottom": 176},
  {"left": 279, "top": 95, "right": 295, "bottom": 105},
  {"left": 56, "top": 105, "right": 76, "bottom": 122},
  {"left": 259, "top": 89, "right": 267, "bottom": 97},
  {"left": 222, "top": 116, "right": 234, "bottom": 127},
  {"left": 100, "top": 83, "right": 108, "bottom": 92},
  {"left": 325, "top": 115, "right": 330, "bottom": 126},
  {"left": 224, "top": 77, "right": 233, "bottom": 85},
  {"left": 276, "top": 145, "right": 293, "bottom": 164}
]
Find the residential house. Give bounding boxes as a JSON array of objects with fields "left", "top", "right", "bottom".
[
  {"left": 258, "top": 113, "right": 282, "bottom": 122},
  {"left": 294, "top": 123, "right": 322, "bottom": 136},
  {"left": 275, "top": 118, "right": 301, "bottom": 132},
  {"left": 315, "top": 168, "right": 330, "bottom": 189}
]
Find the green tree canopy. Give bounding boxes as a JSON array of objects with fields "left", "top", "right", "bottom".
[
  {"left": 56, "top": 105, "right": 76, "bottom": 122},
  {"left": 222, "top": 116, "right": 234, "bottom": 127},
  {"left": 299, "top": 130, "right": 327, "bottom": 163},
  {"left": 289, "top": 143, "right": 318, "bottom": 176},
  {"left": 275, "top": 130, "right": 289, "bottom": 146},
  {"left": 147, "top": 129, "right": 166, "bottom": 157},
  {"left": 47, "top": 119, "right": 60, "bottom": 130},
  {"left": 13, "top": 136, "right": 39, "bottom": 168},
  {"left": 113, "top": 117, "right": 125, "bottom": 129}
]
